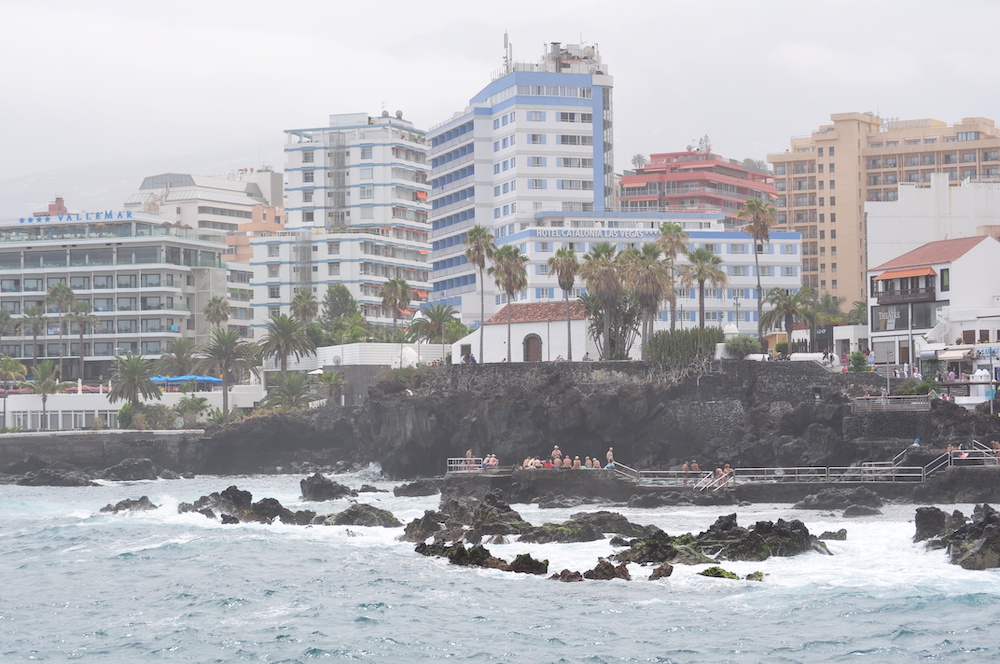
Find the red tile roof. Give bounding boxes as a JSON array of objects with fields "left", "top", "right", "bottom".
[
  {"left": 485, "top": 301, "right": 588, "bottom": 326},
  {"left": 872, "top": 236, "right": 992, "bottom": 270}
]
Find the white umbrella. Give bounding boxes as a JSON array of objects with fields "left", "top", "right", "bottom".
[{"left": 307, "top": 369, "right": 324, "bottom": 375}]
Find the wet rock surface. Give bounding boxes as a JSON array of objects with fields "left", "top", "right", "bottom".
[
  {"left": 100, "top": 496, "right": 158, "bottom": 513},
  {"left": 414, "top": 541, "right": 548, "bottom": 575},
  {"left": 299, "top": 473, "right": 358, "bottom": 501},
  {"left": 100, "top": 458, "right": 159, "bottom": 481},
  {"left": 918, "top": 503, "right": 1000, "bottom": 570},
  {"left": 178, "top": 485, "right": 315, "bottom": 525},
  {"left": 16, "top": 468, "right": 97, "bottom": 487},
  {"left": 320, "top": 503, "right": 401, "bottom": 528},
  {"left": 393, "top": 479, "right": 442, "bottom": 497},
  {"left": 793, "top": 487, "right": 884, "bottom": 510}
]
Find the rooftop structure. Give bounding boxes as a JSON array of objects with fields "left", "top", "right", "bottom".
[{"left": 620, "top": 151, "right": 775, "bottom": 228}]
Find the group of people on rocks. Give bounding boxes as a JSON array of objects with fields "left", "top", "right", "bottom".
[{"left": 519, "top": 445, "right": 615, "bottom": 470}]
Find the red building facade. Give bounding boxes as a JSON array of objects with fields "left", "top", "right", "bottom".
[{"left": 619, "top": 151, "right": 775, "bottom": 228}]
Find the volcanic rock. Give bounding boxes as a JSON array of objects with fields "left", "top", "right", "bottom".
[
  {"left": 393, "top": 479, "right": 441, "bottom": 497},
  {"left": 17, "top": 468, "right": 96, "bottom": 487},
  {"left": 358, "top": 484, "right": 386, "bottom": 493},
  {"left": 583, "top": 560, "right": 631, "bottom": 581},
  {"left": 100, "top": 496, "right": 158, "bottom": 513},
  {"left": 399, "top": 510, "right": 445, "bottom": 542},
  {"left": 323, "top": 503, "right": 401, "bottom": 528},
  {"left": 299, "top": 473, "right": 357, "bottom": 501},
  {"left": 843, "top": 504, "right": 882, "bottom": 517},
  {"left": 508, "top": 553, "right": 549, "bottom": 575},
  {"left": 550, "top": 569, "right": 584, "bottom": 582},
  {"left": 648, "top": 563, "right": 674, "bottom": 580},
  {"left": 819, "top": 529, "right": 848, "bottom": 540},
  {"left": 927, "top": 503, "right": 1000, "bottom": 570},
  {"left": 793, "top": 487, "right": 883, "bottom": 510},
  {"left": 101, "top": 458, "right": 158, "bottom": 481},
  {"left": 518, "top": 520, "right": 604, "bottom": 544}
]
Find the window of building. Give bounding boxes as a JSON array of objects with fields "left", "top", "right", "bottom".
[
  {"left": 268, "top": 286, "right": 280, "bottom": 299},
  {"left": 359, "top": 186, "right": 374, "bottom": 199},
  {"left": 830, "top": 230, "right": 837, "bottom": 239},
  {"left": 117, "top": 274, "right": 136, "bottom": 289},
  {"left": 962, "top": 152, "right": 977, "bottom": 163},
  {"left": 328, "top": 263, "right": 340, "bottom": 276},
  {"left": 957, "top": 132, "right": 980, "bottom": 142},
  {"left": 360, "top": 147, "right": 373, "bottom": 159},
  {"left": 303, "top": 171, "right": 314, "bottom": 183},
  {"left": 267, "top": 245, "right": 279, "bottom": 258},
  {"left": 527, "top": 110, "right": 545, "bottom": 121},
  {"left": 360, "top": 167, "right": 373, "bottom": 179},
  {"left": 829, "top": 164, "right": 835, "bottom": 174},
  {"left": 941, "top": 268, "right": 950, "bottom": 292},
  {"left": 528, "top": 179, "right": 546, "bottom": 190},
  {"left": 267, "top": 265, "right": 279, "bottom": 278},
  {"left": 828, "top": 147, "right": 835, "bottom": 156},
  {"left": 528, "top": 134, "right": 545, "bottom": 144},
  {"left": 70, "top": 276, "right": 90, "bottom": 290},
  {"left": 327, "top": 242, "right": 340, "bottom": 255},
  {"left": 829, "top": 196, "right": 836, "bottom": 206},
  {"left": 775, "top": 165, "right": 786, "bottom": 175},
  {"left": 302, "top": 150, "right": 314, "bottom": 163}
]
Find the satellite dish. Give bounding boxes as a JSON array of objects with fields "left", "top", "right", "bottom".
[
  {"left": 333, "top": 356, "right": 342, "bottom": 366},
  {"left": 395, "top": 110, "right": 403, "bottom": 119},
  {"left": 381, "top": 110, "right": 389, "bottom": 117}
]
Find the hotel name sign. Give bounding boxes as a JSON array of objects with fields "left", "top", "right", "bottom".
[
  {"left": 18, "top": 210, "right": 134, "bottom": 224},
  {"left": 534, "top": 228, "right": 659, "bottom": 239}
]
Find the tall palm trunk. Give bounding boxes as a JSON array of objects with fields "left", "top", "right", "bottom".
[
  {"left": 479, "top": 266, "right": 485, "bottom": 364},
  {"left": 506, "top": 306, "right": 512, "bottom": 362},
  {"left": 222, "top": 375, "right": 230, "bottom": 422},
  {"left": 698, "top": 279, "right": 706, "bottom": 328},
  {"left": 57, "top": 312, "right": 64, "bottom": 378},
  {"left": 564, "top": 290, "right": 572, "bottom": 361},
  {"left": 78, "top": 328, "right": 85, "bottom": 379},
  {"left": 753, "top": 250, "right": 763, "bottom": 340}
]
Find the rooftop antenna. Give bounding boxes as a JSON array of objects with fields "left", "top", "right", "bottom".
[{"left": 503, "top": 31, "right": 513, "bottom": 73}]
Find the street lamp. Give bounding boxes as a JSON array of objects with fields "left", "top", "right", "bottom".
[{"left": 733, "top": 292, "right": 741, "bottom": 333}]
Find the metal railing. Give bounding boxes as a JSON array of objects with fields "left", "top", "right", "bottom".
[{"left": 850, "top": 394, "right": 932, "bottom": 413}]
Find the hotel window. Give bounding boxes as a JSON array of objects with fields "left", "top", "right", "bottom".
[
  {"left": 923, "top": 155, "right": 936, "bottom": 165},
  {"left": 360, "top": 167, "right": 373, "bottom": 179},
  {"left": 267, "top": 245, "right": 279, "bottom": 257},
  {"left": 528, "top": 179, "right": 546, "bottom": 190},
  {"left": 944, "top": 154, "right": 957, "bottom": 164},
  {"left": 528, "top": 134, "right": 545, "bottom": 144},
  {"left": 962, "top": 169, "right": 977, "bottom": 179},
  {"left": 905, "top": 156, "right": 919, "bottom": 166},
  {"left": 302, "top": 190, "right": 313, "bottom": 203},
  {"left": 302, "top": 150, "right": 314, "bottom": 163},
  {"left": 775, "top": 165, "right": 786, "bottom": 175},
  {"left": 70, "top": 276, "right": 90, "bottom": 290},
  {"left": 941, "top": 268, "right": 950, "bottom": 292},
  {"left": 359, "top": 186, "right": 374, "bottom": 199},
  {"left": 817, "top": 148, "right": 824, "bottom": 157},
  {"left": 268, "top": 286, "right": 280, "bottom": 299},
  {"left": 360, "top": 147, "right": 373, "bottom": 159},
  {"left": 984, "top": 151, "right": 999, "bottom": 161},
  {"left": 328, "top": 263, "right": 340, "bottom": 276},
  {"left": 303, "top": 211, "right": 314, "bottom": 223},
  {"left": 267, "top": 265, "right": 279, "bottom": 278},
  {"left": 828, "top": 147, "right": 835, "bottom": 156},
  {"left": 961, "top": 152, "right": 977, "bottom": 163},
  {"left": 303, "top": 171, "right": 314, "bottom": 183},
  {"left": 830, "top": 214, "right": 836, "bottom": 223},
  {"left": 528, "top": 156, "right": 546, "bottom": 167},
  {"left": 527, "top": 111, "right": 545, "bottom": 121},
  {"left": 957, "top": 132, "right": 980, "bottom": 141}
]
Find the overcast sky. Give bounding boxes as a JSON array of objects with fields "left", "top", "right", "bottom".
[{"left": 2, "top": 0, "right": 998, "bottom": 217}]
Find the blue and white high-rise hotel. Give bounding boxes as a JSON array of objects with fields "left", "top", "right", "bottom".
[{"left": 428, "top": 42, "right": 614, "bottom": 319}]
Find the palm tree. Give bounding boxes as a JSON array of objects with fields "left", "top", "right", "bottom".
[
  {"left": 379, "top": 277, "right": 411, "bottom": 337},
  {"left": 196, "top": 327, "right": 257, "bottom": 423},
  {"left": 623, "top": 244, "right": 669, "bottom": 361},
  {"left": 411, "top": 304, "right": 459, "bottom": 361},
  {"left": 737, "top": 198, "right": 776, "bottom": 340},
  {"left": 21, "top": 360, "right": 72, "bottom": 430},
  {"left": 580, "top": 242, "right": 622, "bottom": 359},
  {"left": 465, "top": 225, "right": 496, "bottom": 364},
  {"left": 203, "top": 295, "right": 230, "bottom": 329},
  {"left": 263, "top": 372, "right": 314, "bottom": 410},
  {"left": 817, "top": 293, "right": 846, "bottom": 322},
  {"left": 66, "top": 301, "right": 98, "bottom": 380},
  {"left": 656, "top": 223, "right": 690, "bottom": 330},
  {"left": 760, "top": 287, "right": 815, "bottom": 350},
  {"left": 547, "top": 247, "right": 580, "bottom": 361},
  {"left": 174, "top": 393, "right": 209, "bottom": 428},
  {"left": 316, "top": 370, "right": 345, "bottom": 404},
  {"left": 108, "top": 353, "right": 160, "bottom": 409},
  {"left": 260, "top": 313, "right": 315, "bottom": 374},
  {"left": 290, "top": 288, "right": 319, "bottom": 332},
  {"left": 0, "top": 355, "right": 27, "bottom": 430},
  {"left": 22, "top": 306, "right": 47, "bottom": 369},
  {"left": 155, "top": 337, "right": 197, "bottom": 377},
  {"left": 0, "top": 310, "right": 12, "bottom": 353},
  {"left": 487, "top": 245, "right": 528, "bottom": 362},
  {"left": 847, "top": 300, "right": 868, "bottom": 325},
  {"left": 631, "top": 153, "right": 647, "bottom": 169},
  {"left": 46, "top": 281, "right": 74, "bottom": 378},
  {"left": 679, "top": 246, "right": 728, "bottom": 329}
]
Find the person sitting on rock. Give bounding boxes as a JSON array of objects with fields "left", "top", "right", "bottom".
[
  {"left": 572, "top": 456, "right": 583, "bottom": 470},
  {"left": 592, "top": 457, "right": 601, "bottom": 468},
  {"left": 551, "top": 445, "right": 562, "bottom": 462},
  {"left": 562, "top": 456, "right": 572, "bottom": 469}
]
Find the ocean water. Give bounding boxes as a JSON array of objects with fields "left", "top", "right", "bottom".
[{"left": 2, "top": 471, "right": 999, "bottom": 663}]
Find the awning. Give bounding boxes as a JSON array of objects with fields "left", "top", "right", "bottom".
[
  {"left": 938, "top": 349, "right": 970, "bottom": 361},
  {"left": 415, "top": 191, "right": 427, "bottom": 200},
  {"left": 873, "top": 267, "right": 937, "bottom": 281},
  {"left": 414, "top": 289, "right": 428, "bottom": 298}
]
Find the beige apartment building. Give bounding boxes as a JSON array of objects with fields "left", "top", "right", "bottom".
[{"left": 769, "top": 113, "right": 1000, "bottom": 306}]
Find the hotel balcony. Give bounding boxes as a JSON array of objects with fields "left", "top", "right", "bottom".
[{"left": 876, "top": 286, "right": 936, "bottom": 305}]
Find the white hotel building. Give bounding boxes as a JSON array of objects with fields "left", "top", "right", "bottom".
[
  {"left": 0, "top": 210, "right": 228, "bottom": 380},
  {"left": 253, "top": 112, "right": 431, "bottom": 326},
  {"left": 428, "top": 41, "right": 614, "bottom": 320},
  {"left": 502, "top": 210, "right": 803, "bottom": 334}
]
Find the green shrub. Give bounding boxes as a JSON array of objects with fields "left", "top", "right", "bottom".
[
  {"left": 724, "top": 335, "right": 761, "bottom": 360},
  {"left": 647, "top": 328, "right": 725, "bottom": 366},
  {"left": 848, "top": 351, "right": 870, "bottom": 371},
  {"left": 775, "top": 341, "right": 788, "bottom": 355}
]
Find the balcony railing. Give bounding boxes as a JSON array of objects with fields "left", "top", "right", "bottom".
[{"left": 877, "top": 286, "right": 936, "bottom": 304}]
